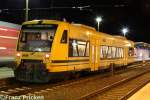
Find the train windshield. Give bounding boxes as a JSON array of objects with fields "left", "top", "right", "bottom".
[{"left": 17, "top": 24, "right": 58, "bottom": 52}]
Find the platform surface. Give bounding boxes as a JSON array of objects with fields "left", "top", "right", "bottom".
[
  {"left": 0, "top": 67, "right": 14, "bottom": 79},
  {"left": 128, "top": 83, "right": 150, "bottom": 100}
]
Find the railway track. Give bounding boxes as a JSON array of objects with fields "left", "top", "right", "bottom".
[
  {"left": 0, "top": 62, "right": 149, "bottom": 100},
  {"left": 78, "top": 66, "right": 150, "bottom": 100},
  {"left": 24, "top": 63, "right": 150, "bottom": 100}
]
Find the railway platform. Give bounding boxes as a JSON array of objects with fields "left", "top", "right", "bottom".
[
  {"left": 128, "top": 83, "right": 150, "bottom": 100},
  {"left": 0, "top": 67, "right": 14, "bottom": 79}
]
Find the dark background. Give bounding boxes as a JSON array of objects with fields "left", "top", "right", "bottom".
[{"left": 0, "top": 0, "right": 149, "bottom": 43}]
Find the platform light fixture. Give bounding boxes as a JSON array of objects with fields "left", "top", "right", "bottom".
[
  {"left": 96, "top": 17, "right": 102, "bottom": 31},
  {"left": 25, "top": 0, "right": 29, "bottom": 21},
  {"left": 122, "top": 27, "right": 129, "bottom": 37}
]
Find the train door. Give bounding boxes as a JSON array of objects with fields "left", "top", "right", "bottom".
[
  {"left": 124, "top": 47, "right": 128, "bottom": 65},
  {"left": 90, "top": 38, "right": 98, "bottom": 71}
]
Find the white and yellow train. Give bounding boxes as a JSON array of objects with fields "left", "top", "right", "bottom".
[{"left": 15, "top": 20, "right": 135, "bottom": 82}]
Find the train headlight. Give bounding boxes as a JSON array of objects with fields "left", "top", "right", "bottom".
[
  {"left": 16, "top": 52, "right": 21, "bottom": 57},
  {"left": 45, "top": 54, "right": 50, "bottom": 58}
]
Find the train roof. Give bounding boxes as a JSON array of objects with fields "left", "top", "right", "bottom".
[
  {"left": 70, "top": 22, "right": 129, "bottom": 41},
  {"left": 113, "top": 35, "right": 127, "bottom": 40},
  {"left": 135, "top": 42, "right": 150, "bottom": 48},
  {"left": 135, "top": 42, "right": 149, "bottom": 46},
  {"left": 0, "top": 21, "right": 21, "bottom": 29},
  {"left": 72, "top": 24, "right": 96, "bottom": 31},
  {"left": 22, "top": 20, "right": 134, "bottom": 45},
  {"left": 70, "top": 23, "right": 134, "bottom": 44},
  {"left": 22, "top": 20, "right": 67, "bottom": 25}
]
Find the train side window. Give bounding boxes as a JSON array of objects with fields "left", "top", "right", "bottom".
[
  {"left": 116, "top": 48, "right": 119, "bottom": 58},
  {"left": 120, "top": 48, "right": 124, "bottom": 58},
  {"left": 69, "top": 39, "right": 88, "bottom": 57},
  {"left": 100, "top": 46, "right": 103, "bottom": 58},
  {"left": 112, "top": 47, "right": 116, "bottom": 58},
  {"left": 77, "top": 41, "right": 86, "bottom": 56},
  {"left": 61, "top": 30, "right": 68, "bottom": 43},
  {"left": 129, "top": 47, "right": 134, "bottom": 56},
  {"left": 116, "top": 48, "right": 123, "bottom": 58},
  {"left": 119, "top": 48, "right": 121, "bottom": 58},
  {"left": 100, "top": 46, "right": 123, "bottom": 59},
  {"left": 72, "top": 40, "right": 78, "bottom": 56},
  {"left": 107, "top": 46, "right": 112, "bottom": 58},
  {"left": 86, "top": 42, "right": 89, "bottom": 56},
  {"left": 69, "top": 39, "right": 78, "bottom": 57},
  {"left": 100, "top": 46, "right": 108, "bottom": 59}
]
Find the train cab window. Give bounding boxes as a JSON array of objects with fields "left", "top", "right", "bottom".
[
  {"left": 61, "top": 30, "right": 68, "bottom": 43},
  {"left": 21, "top": 32, "right": 27, "bottom": 42},
  {"left": 18, "top": 24, "right": 58, "bottom": 52}
]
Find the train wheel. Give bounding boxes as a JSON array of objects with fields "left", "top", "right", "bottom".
[
  {"left": 63, "top": 72, "right": 71, "bottom": 81},
  {"left": 109, "top": 63, "right": 115, "bottom": 75},
  {"left": 73, "top": 72, "right": 80, "bottom": 79},
  {"left": 36, "top": 70, "right": 50, "bottom": 83},
  {"left": 81, "top": 70, "right": 89, "bottom": 76}
]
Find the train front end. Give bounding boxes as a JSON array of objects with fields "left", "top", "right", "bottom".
[{"left": 15, "top": 20, "right": 60, "bottom": 83}]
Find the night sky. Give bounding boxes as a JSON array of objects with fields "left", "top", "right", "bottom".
[{"left": 0, "top": 0, "right": 149, "bottom": 43}]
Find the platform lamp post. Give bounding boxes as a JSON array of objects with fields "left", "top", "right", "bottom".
[
  {"left": 96, "top": 17, "right": 102, "bottom": 32},
  {"left": 122, "top": 28, "right": 129, "bottom": 37},
  {"left": 25, "top": 0, "right": 29, "bottom": 21}
]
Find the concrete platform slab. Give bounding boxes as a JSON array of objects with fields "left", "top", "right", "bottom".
[
  {"left": 128, "top": 83, "right": 150, "bottom": 100},
  {"left": 0, "top": 67, "right": 14, "bottom": 79}
]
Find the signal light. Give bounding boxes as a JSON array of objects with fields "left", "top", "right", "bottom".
[
  {"left": 16, "top": 53, "right": 21, "bottom": 57},
  {"left": 45, "top": 54, "right": 50, "bottom": 58}
]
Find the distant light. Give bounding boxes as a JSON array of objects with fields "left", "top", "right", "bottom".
[
  {"left": 45, "top": 54, "right": 50, "bottom": 58},
  {"left": 0, "top": 47, "right": 7, "bottom": 50},
  {"left": 16, "top": 52, "right": 21, "bottom": 57},
  {"left": 96, "top": 17, "right": 102, "bottom": 23}
]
